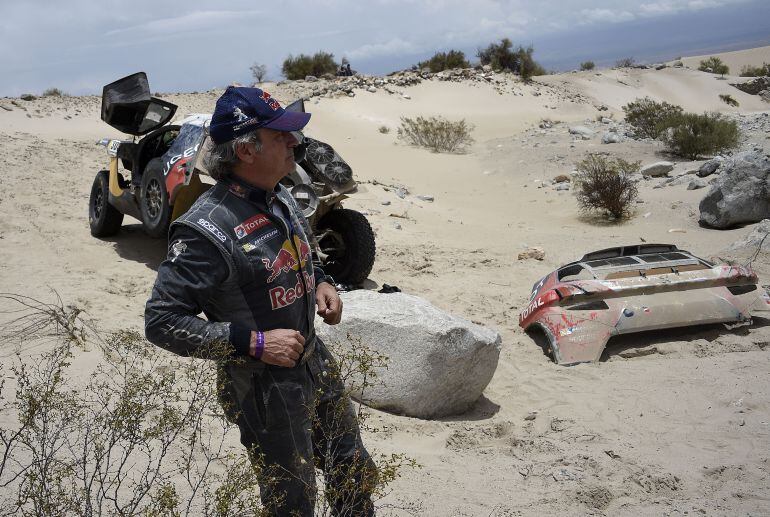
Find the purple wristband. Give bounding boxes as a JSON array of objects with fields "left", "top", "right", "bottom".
[{"left": 254, "top": 331, "right": 265, "bottom": 359}]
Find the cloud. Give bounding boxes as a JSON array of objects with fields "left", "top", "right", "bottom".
[
  {"left": 104, "top": 10, "right": 262, "bottom": 37},
  {"left": 346, "top": 38, "right": 419, "bottom": 60},
  {"left": 579, "top": 8, "right": 636, "bottom": 24}
]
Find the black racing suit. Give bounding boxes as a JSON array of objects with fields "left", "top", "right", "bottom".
[{"left": 145, "top": 177, "right": 375, "bottom": 516}]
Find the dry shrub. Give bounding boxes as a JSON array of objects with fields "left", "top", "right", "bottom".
[
  {"left": 574, "top": 154, "right": 640, "bottom": 219},
  {"left": 282, "top": 51, "right": 337, "bottom": 80},
  {"left": 659, "top": 112, "right": 739, "bottom": 160},
  {"left": 698, "top": 56, "right": 729, "bottom": 76},
  {"left": 622, "top": 97, "right": 683, "bottom": 139},
  {"left": 0, "top": 294, "right": 416, "bottom": 516},
  {"left": 397, "top": 116, "right": 474, "bottom": 153},
  {"left": 42, "top": 88, "right": 64, "bottom": 97},
  {"left": 615, "top": 57, "right": 635, "bottom": 68},
  {"left": 719, "top": 93, "right": 739, "bottom": 107},
  {"left": 378, "top": 125, "right": 390, "bottom": 134},
  {"left": 417, "top": 50, "right": 469, "bottom": 73},
  {"left": 739, "top": 63, "right": 770, "bottom": 77},
  {"left": 580, "top": 61, "right": 596, "bottom": 71}
]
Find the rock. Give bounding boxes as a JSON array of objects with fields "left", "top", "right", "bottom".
[
  {"left": 655, "top": 64, "right": 667, "bottom": 70},
  {"left": 730, "top": 77, "right": 770, "bottom": 96},
  {"left": 304, "top": 75, "right": 318, "bottom": 82},
  {"left": 367, "top": 86, "right": 377, "bottom": 93},
  {"left": 726, "top": 219, "right": 770, "bottom": 252},
  {"left": 416, "top": 195, "right": 434, "bottom": 202},
  {"left": 640, "top": 161, "right": 674, "bottom": 178},
  {"left": 601, "top": 117, "right": 613, "bottom": 124},
  {"left": 569, "top": 125, "right": 594, "bottom": 138},
  {"left": 347, "top": 92, "right": 355, "bottom": 97},
  {"left": 601, "top": 131, "right": 623, "bottom": 144},
  {"left": 518, "top": 247, "right": 545, "bottom": 261},
  {"left": 687, "top": 179, "right": 707, "bottom": 190},
  {"left": 698, "top": 158, "right": 722, "bottom": 177},
  {"left": 553, "top": 174, "right": 570, "bottom": 183},
  {"left": 381, "top": 200, "right": 391, "bottom": 206},
  {"left": 402, "top": 93, "right": 411, "bottom": 100},
  {"left": 316, "top": 291, "right": 501, "bottom": 418},
  {"left": 555, "top": 184, "right": 570, "bottom": 191},
  {"left": 699, "top": 151, "right": 770, "bottom": 228}
]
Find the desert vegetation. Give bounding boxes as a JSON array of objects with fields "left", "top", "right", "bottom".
[
  {"left": 719, "top": 93, "right": 739, "bottom": 107},
  {"left": 250, "top": 63, "right": 267, "bottom": 83},
  {"left": 0, "top": 294, "right": 414, "bottom": 516},
  {"left": 658, "top": 112, "right": 739, "bottom": 159},
  {"left": 698, "top": 56, "right": 729, "bottom": 76},
  {"left": 579, "top": 61, "right": 596, "bottom": 71},
  {"left": 397, "top": 116, "right": 474, "bottom": 153},
  {"left": 282, "top": 51, "right": 338, "bottom": 80},
  {"left": 41, "top": 88, "right": 65, "bottom": 97},
  {"left": 739, "top": 63, "right": 770, "bottom": 77},
  {"left": 614, "top": 57, "right": 635, "bottom": 68},
  {"left": 476, "top": 39, "right": 545, "bottom": 81},
  {"left": 416, "top": 50, "right": 469, "bottom": 73},
  {"left": 622, "top": 97, "right": 684, "bottom": 139},
  {"left": 574, "top": 154, "right": 640, "bottom": 219}
]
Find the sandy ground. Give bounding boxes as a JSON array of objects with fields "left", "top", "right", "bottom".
[{"left": 1, "top": 46, "right": 770, "bottom": 515}]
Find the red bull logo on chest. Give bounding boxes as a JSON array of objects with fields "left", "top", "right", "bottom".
[{"left": 262, "top": 235, "right": 312, "bottom": 283}]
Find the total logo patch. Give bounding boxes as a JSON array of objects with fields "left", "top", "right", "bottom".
[{"left": 234, "top": 214, "right": 271, "bottom": 239}]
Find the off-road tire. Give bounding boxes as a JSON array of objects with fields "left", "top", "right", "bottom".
[
  {"left": 317, "top": 208, "right": 375, "bottom": 285},
  {"left": 140, "top": 158, "right": 171, "bottom": 238},
  {"left": 89, "top": 170, "right": 123, "bottom": 237}
]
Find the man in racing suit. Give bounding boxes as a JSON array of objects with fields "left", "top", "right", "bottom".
[{"left": 145, "top": 86, "right": 376, "bottom": 516}]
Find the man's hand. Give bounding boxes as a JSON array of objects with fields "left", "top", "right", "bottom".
[
  {"left": 316, "top": 282, "right": 343, "bottom": 325},
  {"left": 255, "top": 329, "right": 305, "bottom": 367}
]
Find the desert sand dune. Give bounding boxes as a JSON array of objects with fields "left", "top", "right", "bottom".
[{"left": 1, "top": 45, "right": 769, "bottom": 515}]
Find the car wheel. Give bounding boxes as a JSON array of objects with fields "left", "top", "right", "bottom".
[
  {"left": 316, "top": 208, "right": 375, "bottom": 285},
  {"left": 89, "top": 170, "right": 123, "bottom": 237},
  {"left": 140, "top": 158, "right": 171, "bottom": 238}
]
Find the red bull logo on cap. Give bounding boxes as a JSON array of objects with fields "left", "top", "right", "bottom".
[{"left": 262, "top": 235, "right": 312, "bottom": 283}]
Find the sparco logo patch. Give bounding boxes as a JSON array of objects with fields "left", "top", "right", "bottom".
[
  {"left": 197, "top": 218, "right": 226, "bottom": 242},
  {"left": 234, "top": 214, "right": 270, "bottom": 239}
]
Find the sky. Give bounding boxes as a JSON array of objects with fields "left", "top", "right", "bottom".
[{"left": 1, "top": 0, "right": 769, "bottom": 97}]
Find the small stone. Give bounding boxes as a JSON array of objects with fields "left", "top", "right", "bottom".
[
  {"left": 367, "top": 86, "right": 377, "bottom": 93},
  {"left": 555, "top": 184, "right": 570, "bottom": 191},
  {"left": 518, "top": 247, "right": 545, "bottom": 261},
  {"left": 553, "top": 174, "right": 570, "bottom": 183},
  {"left": 416, "top": 195, "right": 434, "bottom": 202},
  {"left": 304, "top": 75, "right": 318, "bottom": 82},
  {"left": 402, "top": 93, "right": 411, "bottom": 100},
  {"left": 381, "top": 200, "right": 391, "bottom": 206},
  {"left": 524, "top": 411, "right": 537, "bottom": 421},
  {"left": 393, "top": 223, "right": 402, "bottom": 230},
  {"left": 687, "top": 179, "right": 707, "bottom": 190}
]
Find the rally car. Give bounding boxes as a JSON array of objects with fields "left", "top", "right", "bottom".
[{"left": 519, "top": 244, "right": 770, "bottom": 365}]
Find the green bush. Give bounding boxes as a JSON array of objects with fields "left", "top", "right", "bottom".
[
  {"left": 659, "top": 112, "right": 739, "bottom": 159},
  {"left": 397, "top": 116, "right": 474, "bottom": 153},
  {"left": 378, "top": 125, "right": 390, "bottom": 134},
  {"left": 615, "top": 57, "right": 635, "bottom": 68},
  {"left": 477, "top": 39, "right": 544, "bottom": 80},
  {"left": 622, "top": 97, "right": 684, "bottom": 139},
  {"left": 739, "top": 63, "right": 770, "bottom": 77},
  {"left": 42, "top": 87, "right": 64, "bottom": 97},
  {"left": 580, "top": 61, "right": 596, "bottom": 71},
  {"left": 574, "top": 154, "right": 640, "bottom": 219},
  {"left": 719, "top": 93, "right": 739, "bottom": 107},
  {"left": 282, "top": 51, "right": 338, "bottom": 80},
  {"left": 417, "top": 50, "right": 469, "bottom": 72},
  {"left": 698, "top": 56, "right": 729, "bottom": 76}
]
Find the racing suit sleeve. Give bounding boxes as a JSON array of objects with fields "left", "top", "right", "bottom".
[{"left": 144, "top": 226, "right": 252, "bottom": 359}]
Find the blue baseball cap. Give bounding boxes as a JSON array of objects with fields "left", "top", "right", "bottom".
[{"left": 209, "top": 86, "right": 311, "bottom": 144}]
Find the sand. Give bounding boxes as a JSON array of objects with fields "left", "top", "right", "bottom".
[{"left": 1, "top": 45, "right": 770, "bottom": 515}]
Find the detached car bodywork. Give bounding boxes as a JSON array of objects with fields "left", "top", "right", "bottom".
[{"left": 519, "top": 244, "right": 770, "bottom": 365}]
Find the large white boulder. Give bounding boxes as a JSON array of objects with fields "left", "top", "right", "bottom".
[
  {"left": 699, "top": 151, "right": 770, "bottom": 228},
  {"left": 640, "top": 161, "right": 675, "bottom": 177},
  {"left": 317, "top": 290, "right": 501, "bottom": 419}
]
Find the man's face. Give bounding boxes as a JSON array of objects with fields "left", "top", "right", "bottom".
[{"left": 251, "top": 128, "right": 300, "bottom": 181}]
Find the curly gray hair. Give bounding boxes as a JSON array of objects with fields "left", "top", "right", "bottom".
[{"left": 202, "top": 130, "right": 262, "bottom": 181}]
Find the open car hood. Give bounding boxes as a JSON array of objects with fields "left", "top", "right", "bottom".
[{"left": 101, "top": 72, "right": 177, "bottom": 136}]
